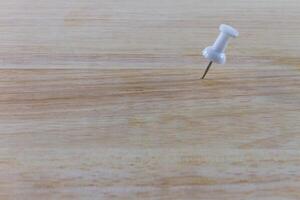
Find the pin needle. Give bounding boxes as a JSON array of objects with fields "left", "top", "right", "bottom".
[{"left": 202, "top": 61, "right": 213, "bottom": 79}]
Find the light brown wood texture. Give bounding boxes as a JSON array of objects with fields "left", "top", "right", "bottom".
[{"left": 1, "top": 0, "right": 300, "bottom": 199}]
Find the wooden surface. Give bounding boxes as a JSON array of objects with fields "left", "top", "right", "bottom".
[{"left": 1, "top": 0, "right": 300, "bottom": 199}]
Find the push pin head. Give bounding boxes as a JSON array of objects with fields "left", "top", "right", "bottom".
[{"left": 201, "top": 24, "right": 239, "bottom": 79}]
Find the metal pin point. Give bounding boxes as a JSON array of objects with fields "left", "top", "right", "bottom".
[
  {"left": 202, "top": 61, "right": 213, "bottom": 79},
  {"left": 202, "top": 24, "right": 239, "bottom": 79}
]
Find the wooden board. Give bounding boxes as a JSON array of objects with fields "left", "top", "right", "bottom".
[{"left": 0, "top": 0, "right": 300, "bottom": 199}]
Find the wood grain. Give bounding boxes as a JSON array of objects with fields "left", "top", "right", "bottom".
[{"left": 0, "top": 0, "right": 300, "bottom": 199}]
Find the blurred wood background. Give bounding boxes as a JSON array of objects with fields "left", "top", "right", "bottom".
[{"left": 0, "top": 0, "right": 300, "bottom": 199}]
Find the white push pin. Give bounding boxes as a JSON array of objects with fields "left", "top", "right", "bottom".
[{"left": 202, "top": 24, "right": 239, "bottom": 79}]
